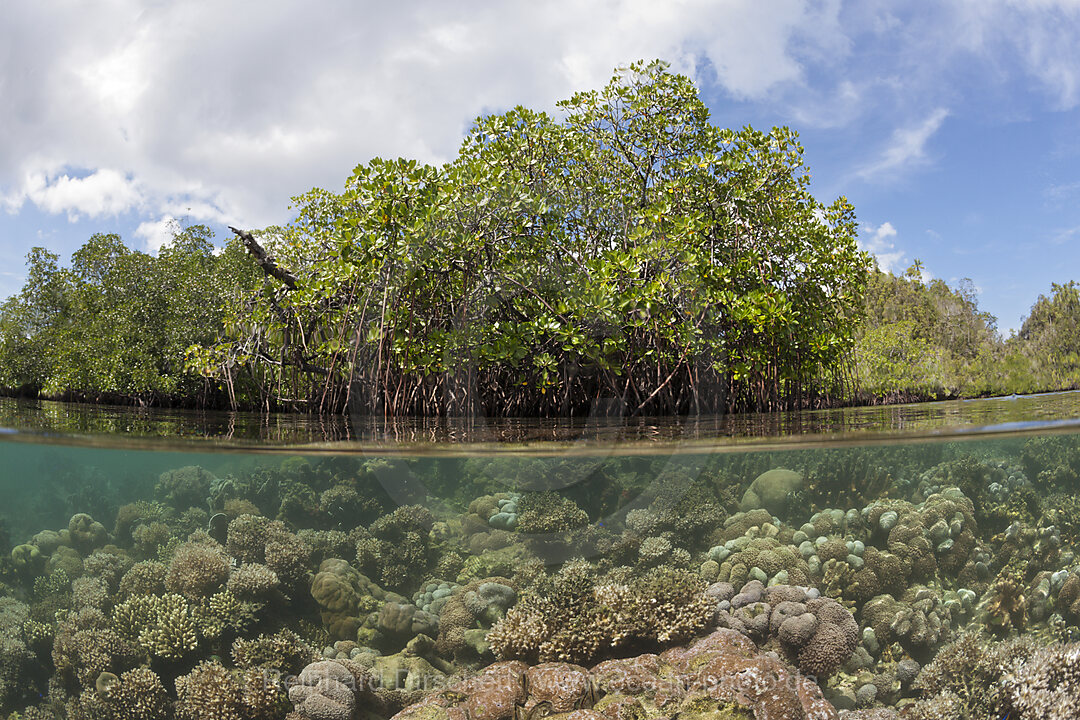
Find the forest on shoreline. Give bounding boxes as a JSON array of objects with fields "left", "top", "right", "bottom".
[{"left": 1, "top": 62, "right": 1078, "bottom": 416}]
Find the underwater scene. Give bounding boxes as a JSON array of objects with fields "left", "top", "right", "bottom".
[{"left": 2, "top": 419, "right": 1080, "bottom": 719}]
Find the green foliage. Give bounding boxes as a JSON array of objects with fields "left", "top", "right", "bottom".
[
  {"left": 6, "top": 63, "right": 1077, "bottom": 412},
  {"left": 856, "top": 265, "right": 1001, "bottom": 399},
  {"left": 1010, "top": 281, "right": 1080, "bottom": 391},
  {"left": 0, "top": 226, "right": 258, "bottom": 404},
  {"left": 204, "top": 61, "right": 871, "bottom": 414},
  {"left": 856, "top": 320, "right": 951, "bottom": 398},
  {"left": 856, "top": 266, "right": 1080, "bottom": 401}
]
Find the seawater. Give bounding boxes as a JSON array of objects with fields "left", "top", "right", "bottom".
[{"left": 1, "top": 400, "right": 1079, "bottom": 719}]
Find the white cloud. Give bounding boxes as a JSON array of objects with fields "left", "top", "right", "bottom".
[
  {"left": 11, "top": 168, "right": 143, "bottom": 221},
  {"left": 997, "top": 1, "right": 1080, "bottom": 108},
  {"left": 859, "top": 221, "right": 935, "bottom": 281},
  {"left": 0, "top": 0, "right": 847, "bottom": 232},
  {"left": 1, "top": 0, "right": 1078, "bottom": 244},
  {"left": 856, "top": 108, "right": 949, "bottom": 181},
  {"left": 134, "top": 215, "right": 180, "bottom": 254},
  {"left": 859, "top": 221, "right": 904, "bottom": 274}
]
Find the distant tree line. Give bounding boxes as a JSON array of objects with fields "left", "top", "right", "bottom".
[
  {"left": 0, "top": 228, "right": 259, "bottom": 407},
  {"left": 856, "top": 266, "right": 1080, "bottom": 402},
  {"left": 0, "top": 62, "right": 1076, "bottom": 415}
]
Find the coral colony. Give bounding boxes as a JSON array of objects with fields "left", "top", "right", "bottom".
[{"left": 2, "top": 437, "right": 1080, "bottom": 719}]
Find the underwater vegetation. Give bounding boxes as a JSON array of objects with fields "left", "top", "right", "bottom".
[{"left": 0, "top": 434, "right": 1079, "bottom": 719}]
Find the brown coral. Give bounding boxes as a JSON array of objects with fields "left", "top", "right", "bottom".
[
  {"left": 393, "top": 629, "right": 837, "bottom": 720},
  {"left": 166, "top": 539, "right": 230, "bottom": 601}
]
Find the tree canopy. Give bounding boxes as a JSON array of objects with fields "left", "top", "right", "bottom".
[
  {"left": 0, "top": 227, "right": 257, "bottom": 405},
  {"left": 194, "top": 61, "right": 870, "bottom": 415},
  {"left": 3, "top": 62, "right": 1076, "bottom": 414}
]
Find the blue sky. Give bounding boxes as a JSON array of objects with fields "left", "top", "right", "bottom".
[{"left": 2, "top": 1, "right": 1079, "bottom": 333}]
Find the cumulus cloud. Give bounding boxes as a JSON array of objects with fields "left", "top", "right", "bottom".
[
  {"left": 859, "top": 221, "right": 904, "bottom": 273},
  {"left": 12, "top": 169, "right": 144, "bottom": 221},
  {"left": 2, "top": 0, "right": 1079, "bottom": 241},
  {"left": 0, "top": 0, "right": 846, "bottom": 232},
  {"left": 859, "top": 221, "right": 935, "bottom": 281}
]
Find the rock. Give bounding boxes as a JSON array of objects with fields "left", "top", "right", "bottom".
[{"left": 895, "top": 658, "right": 920, "bottom": 685}]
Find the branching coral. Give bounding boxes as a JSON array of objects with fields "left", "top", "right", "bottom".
[
  {"left": 118, "top": 560, "right": 167, "bottom": 597},
  {"left": 99, "top": 667, "right": 170, "bottom": 720},
  {"left": 232, "top": 629, "right": 315, "bottom": 672},
  {"left": 489, "top": 564, "right": 714, "bottom": 664},
  {"left": 156, "top": 465, "right": 215, "bottom": 510},
  {"left": 352, "top": 504, "right": 437, "bottom": 593},
  {"left": 227, "top": 562, "right": 281, "bottom": 600},
  {"left": 0, "top": 598, "right": 37, "bottom": 709},
  {"left": 514, "top": 492, "right": 588, "bottom": 534},
  {"left": 1002, "top": 643, "right": 1080, "bottom": 719},
  {"left": 165, "top": 537, "right": 230, "bottom": 601},
  {"left": 112, "top": 593, "right": 199, "bottom": 660}
]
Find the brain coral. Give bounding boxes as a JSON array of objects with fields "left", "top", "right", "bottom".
[
  {"left": 310, "top": 558, "right": 385, "bottom": 640},
  {"left": 288, "top": 660, "right": 358, "bottom": 720},
  {"left": 739, "top": 468, "right": 804, "bottom": 517},
  {"left": 714, "top": 581, "right": 858, "bottom": 678},
  {"left": 68, "top": 513, "right": 108, "bottom": 553}
]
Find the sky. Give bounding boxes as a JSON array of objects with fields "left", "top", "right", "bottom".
[{"left": 2, "top": 1, "right": 1079, "bottom": 333}]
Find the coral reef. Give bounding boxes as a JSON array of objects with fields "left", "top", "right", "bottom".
[
  {"left": 4, "top": 435, "right": 1080, "bottom": 720},
  {"left": 156, "top": 465, "right": 215, "bottom": 509},
  {"left": 739, "top": 468, "right": 804, "bottom": 517},
  {"left": 393, "top": 629, "right": 837, "bottom": 720},
  {"left": 1002, "top": 642, "right": 1080, "bottom": 719},
  {"left": 355, "top": 505, "right": 437, "bottom": 593},
  {"left": 288, "top": 660, "right": 358, "bottom": 720},
  {"left": 488, "top": 563, "right": 715, "bottom": 664},
  {"left": 712, "top": 581, "right": 859, "bottom": 677}
]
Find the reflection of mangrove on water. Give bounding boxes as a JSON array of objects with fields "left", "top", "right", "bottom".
[{"left": 4, "top": 391, "right": 1080, "bottom": 449}]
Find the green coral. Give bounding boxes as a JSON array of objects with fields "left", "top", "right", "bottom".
[
  {"left": 515, "top": 492, "right": 588, "bottom": 534},
  {"left": 354, "top": 505, "right": 437, "bottom": 593}
]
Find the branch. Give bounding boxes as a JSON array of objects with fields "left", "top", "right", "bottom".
[{"left": 229, "top": 226, "right": 299, "bottom": 289}]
